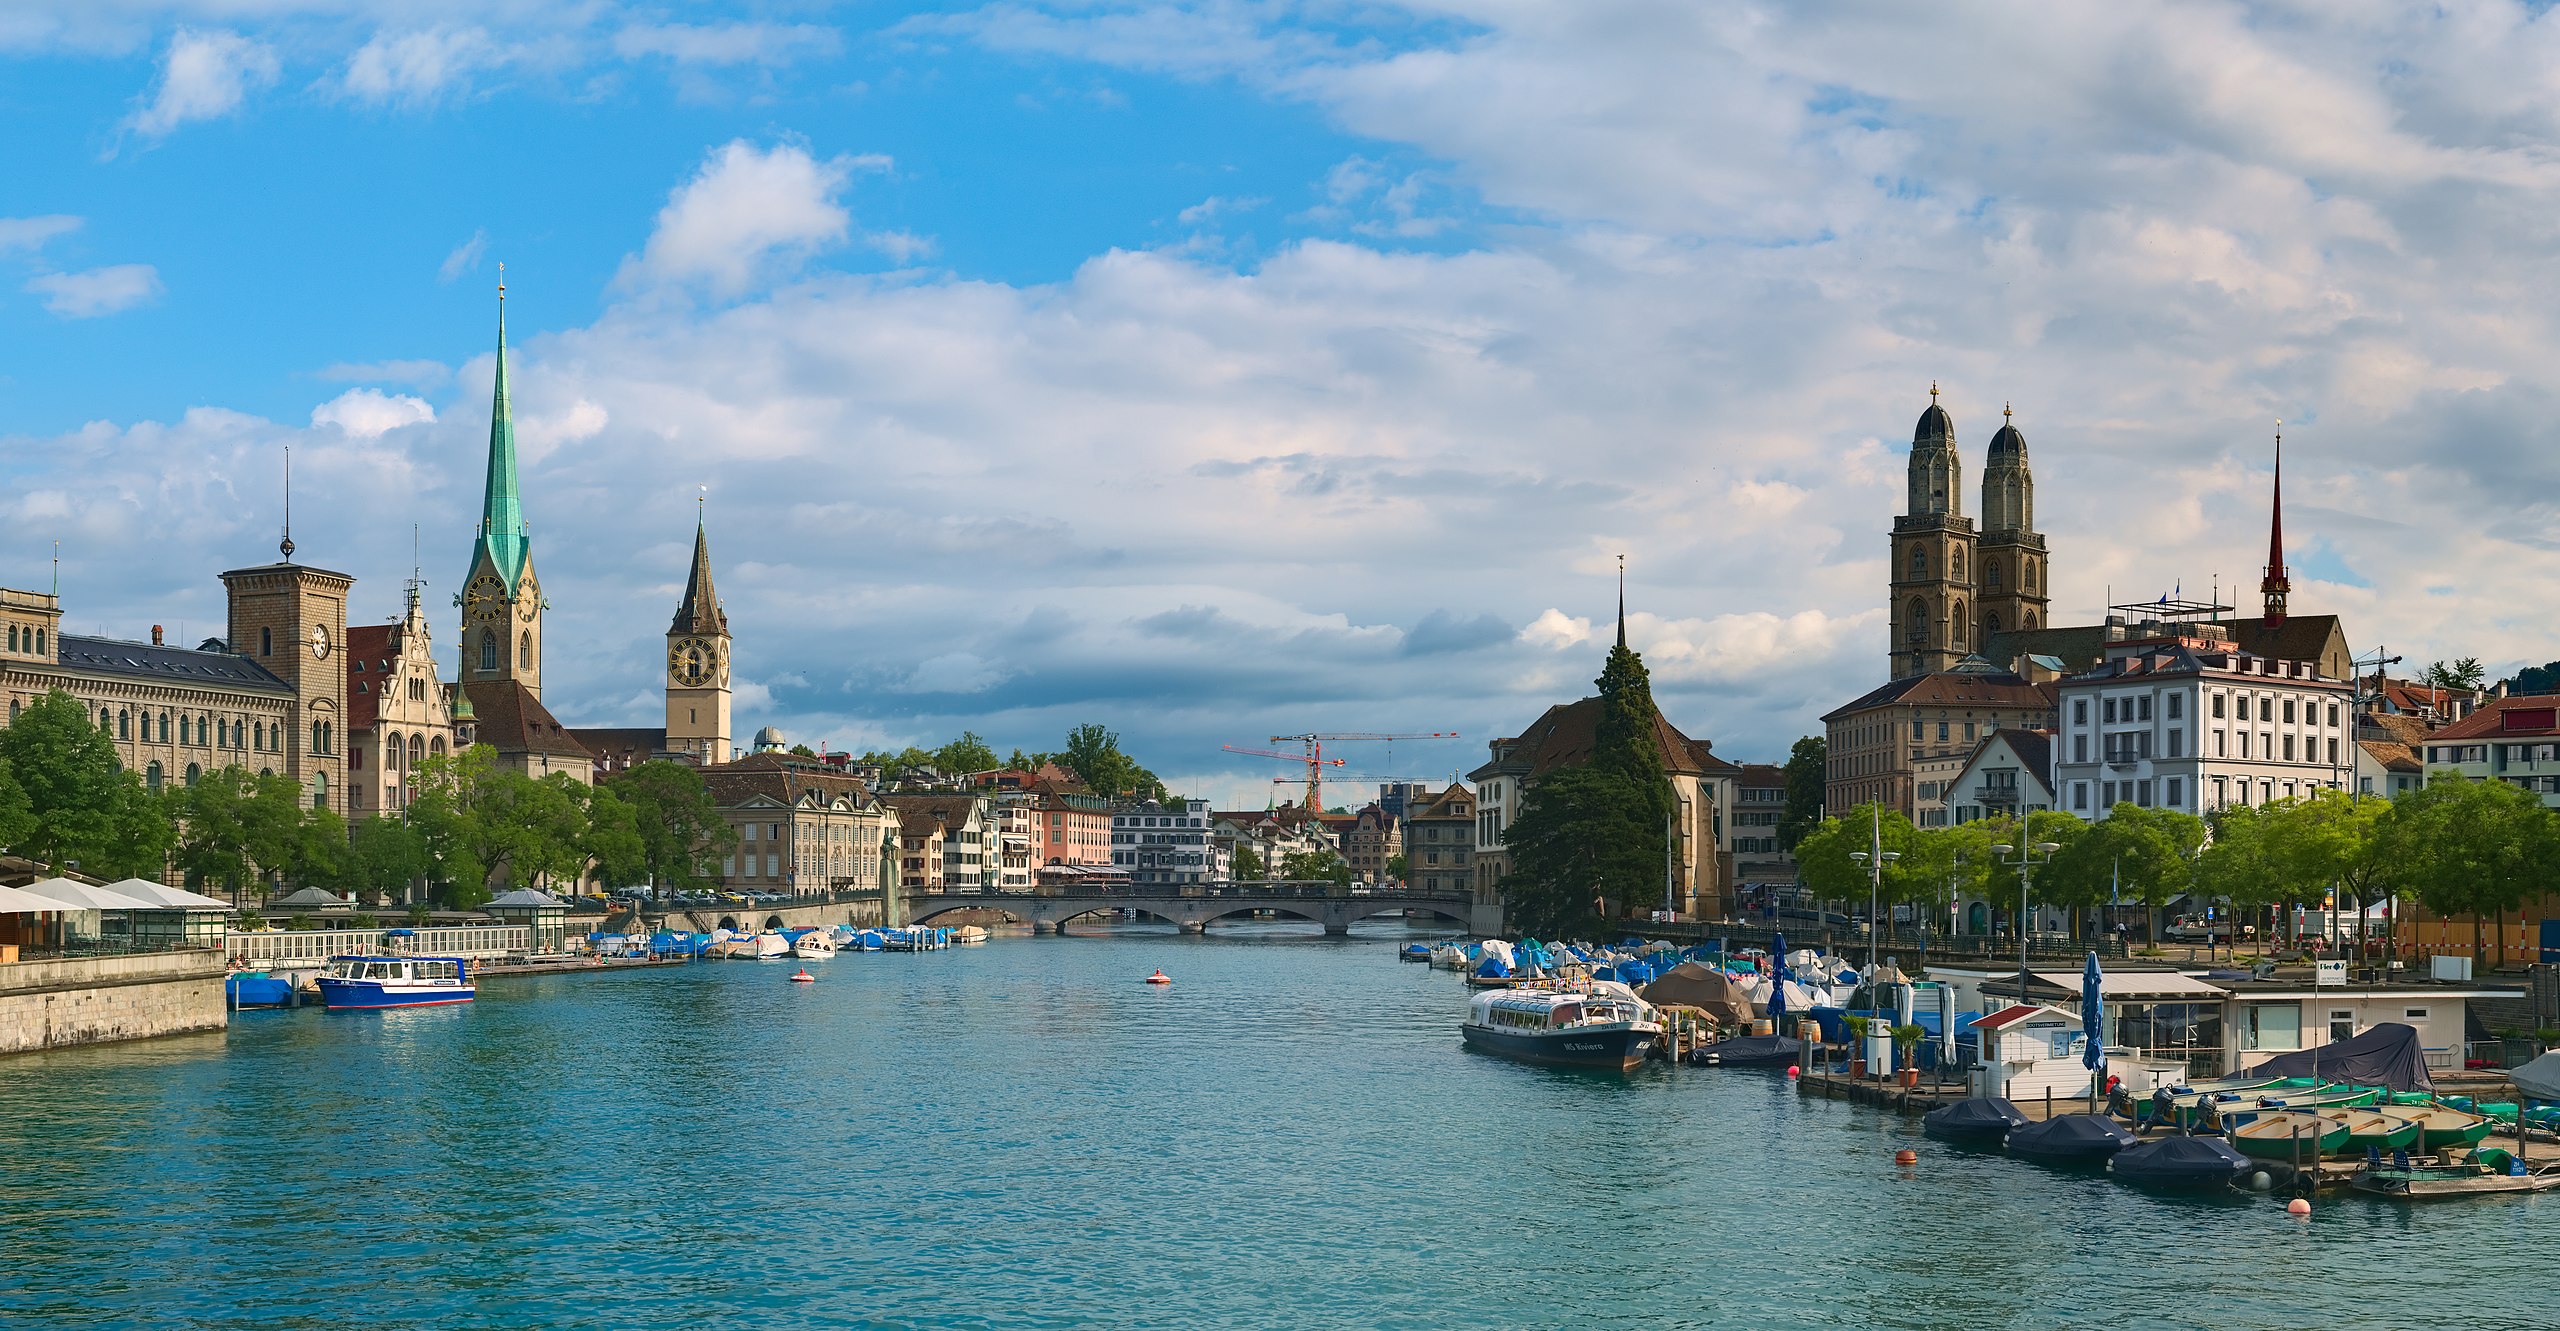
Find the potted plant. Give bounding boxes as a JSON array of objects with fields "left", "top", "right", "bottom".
[
  {"left": 1845, "top": 1016, "right": 1871, "bottom": 1079},
  {"left": 1892, "top": 1024, "right": 1926, "bottom": 1088}
]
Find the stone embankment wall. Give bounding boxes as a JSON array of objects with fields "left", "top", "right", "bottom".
[{"left": 0, "top": 950, "right": 227, "bottom": 1055}]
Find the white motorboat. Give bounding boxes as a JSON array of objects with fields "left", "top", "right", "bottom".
[
  {"left": 793, "top": 931, "right": 837, "bottom": 959},
  {"left": 752, "top": 932, "right": 790, "bottom": 960}
]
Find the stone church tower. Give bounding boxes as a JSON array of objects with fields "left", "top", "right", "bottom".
[
  {"left": 664, "top": 511, "right": 732, "bottom": 766},
  {"left": 1974, "top": 404, "right": 2048, "bottom": 643},
  {"left": 1889, "top": 385, "right": 1978, "bottom": 679},
  {"left": 458, "top": 279, "right": 544, "bottom": 699},
  {"left": 221, "top": 542, "right": 350, "bottom": 813}
]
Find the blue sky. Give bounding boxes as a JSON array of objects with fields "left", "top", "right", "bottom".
[{"left": 9, "top": 3, "right": 2560, "bottom": 805}]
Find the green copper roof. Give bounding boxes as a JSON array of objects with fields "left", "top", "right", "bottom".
[{"left": 475, "top": 291, "right": 528, "bottom": 591}]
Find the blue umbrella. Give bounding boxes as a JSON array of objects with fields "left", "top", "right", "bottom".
[
  {"left": 1768, "top": 930, "right": 1790, "bottom": 1027},
  {"left": 2082, "top": 949, "right": 2107, "bottom": 1108}
]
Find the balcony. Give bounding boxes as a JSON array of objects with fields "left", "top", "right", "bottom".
[{"left": 1978, "top": 787, "right": 2020, "bottom": 806}]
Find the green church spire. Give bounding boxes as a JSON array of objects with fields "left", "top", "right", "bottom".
[{"left": 476, "top": 267, "right": 528, "bottom": 590}]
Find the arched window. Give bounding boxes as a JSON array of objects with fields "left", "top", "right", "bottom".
[
  {"left": 146, "top": 762, "right": 163, "bottom": 792},
  {"left": 1952, "top": 546, "right": 1966, "bottom": 578},
  {"left": 259, "top": 627, "right": 272, "bottom": 656},
  {"left": 385, "top": 731, "right": 403, "bottom": 771},
  {"left": 519, "top": 631, "right": 532, "bottom": 670},
  {"left": 1951, "top": 600, "right": 1967, "bottom": 650},
  {"left": 429, "top": 736, "right": 446, "bottom": 758},
  {"left": 6, "top": 699, "right": 16, "bottom": 722},
  {"left": 185, "top": 763, "right": 201, "bottom": 786},
  {"left": 480, "top": 633, "right": 497, "bottom": 673},
  {"left": 1909, "top": 545, "right": 1928, "bottom": 579},
  {"left": 118, "top": 709, "right": 131, "bottom": 740},
  {"left": 409, "top": 734, "right": 426, "bottom": 769},
  {"left": 159, "top": 712, "right": 171, "bottom": 742},
  {"left": 2024, "top": 561, "right": 2036, "bottom": 592},
  {"left": 1986, "top": 561, "right": 2002, "bottom": 590},
  {"left": 1986, "top": 612, "right": 2003, "bottom": 638},
  {"left": 1906, "top": 599, "right": 1928, "bottom": 644},
  {"left": 31, "top": 629, "right": 41, "bottom": 653},
  {"left": 179, "top": 716, "right": 191, "bottom": 745},
  {"left": 313, "top": 771, "right": 327, "bottom": 811},
  {"left": 253, "top": 721, "right": 265, "bottom": 751},
  {"left": 99, "top": 707, "right": 112, "bottom": 731},
  {"left": 5, "top": 626, "right": 14, "bottom": 650},
  {"left": 2025, "top": 610, "right": 2038, "bottom": 628}
]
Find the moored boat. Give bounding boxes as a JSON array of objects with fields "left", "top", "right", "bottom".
[
  {"left": 2111, "top": 1135, "right": 2252, "bottom": 1189},
  {"left": 2320, "top": 1108, "right": 2420, "bottom": 1153},
  {"left": 314, "top": 955, "right": 474, "bottom": 1010},
  {"left": 225, "top": 971, "right": 298, "bottom": 1008},
  {"left": 2349, "top": 1156, "right": 2560, "bottom": 1200},
  {"left": 1461, "top": 988, "right": 1661, "bottom": 1072},
  {"left": 1687, "top": 1033, "right": 1801, "bottom": 1067},
  {"left": 2404, "top": 1104, "right": 2496, "bottom": 1150},
  {"left": 793, "top": 930, "right": 837, "bottom": 959},
  {"left": 951, "top": 925, "right": 990, "bottom": 945},
  {"left": 752, "top": 932, "right": 790, "bottom": 960},
  {"left": 1923, "top": 1097, "right": 2029, "bottom": 1143},
  {"left": 2005, "top": 1113, "right": 2136, "bottom": 1163},
  {"left": 2229, "top": 1111, "right": 2353, "bottom": 1159}
]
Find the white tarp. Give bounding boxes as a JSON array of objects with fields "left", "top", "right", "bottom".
[
  {"left": 101, "top": 879, "right": 236, "bottom": 910},
  {"left": 0, "top": 883, "right": 68, "bottom": 916},
  {"left": 1478, "top": 939, "right": 1516, "bottom": 969},
  {"left": 17, "top": 878, "right": 161, "bottom": 911}
]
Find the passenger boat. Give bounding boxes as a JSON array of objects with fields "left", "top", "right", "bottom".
[
  {"left": 224, "top": 971, "right": 298, "bottom": 1008},
  {"left": 2229, "top": 1111, "right": 2353, "bottom": 1159},
  {"left": 793, "top": 930, "right": 837, "bottom": 959},
  {"left": 314, "top": 955, "right": 474, "bottom": 1010},
  {"left": 1461, "top": 988, "right": 1661, "bottom": 1071},
  {"left": 2349, "top": 1157, "right": 2560, "bottom": 1200}
]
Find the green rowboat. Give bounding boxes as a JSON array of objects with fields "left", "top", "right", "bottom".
[
  {"left": 2320, "top": 1109, "right": 2421, "bottom": 1152},
  {"left": 2230, "top": 1111, "right": 2355, "bottom": 1160},
  {"left": 2402, "top": 1105, "right": 2497, "bottom": 1150}
]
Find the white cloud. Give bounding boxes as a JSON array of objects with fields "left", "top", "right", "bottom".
[
  {"left": 439, "top": 228, "right": 488, "bottom": 283},
  {"left": 0, "top": 215, "right": 81, "bottom": 255},
  {"left": 123, "top": 29, "right": 277, "bottom": 139},
  {"left": 341, "top": 27, "right": 496, "bottom": 106},
  {"left": 311, "top": 388, "right": 434, "bottom": 438},
  {"left": 621, "top": 140, "right": 868, "bottom": 295},
  {"left": 26, "top": 264, "right": 161, "bottom": 317},
  {"left": 611, "top": 22, "right": 841, "bottom": 66}
]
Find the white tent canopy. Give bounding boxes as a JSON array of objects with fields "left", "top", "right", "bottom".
[
  {"left": 0, "top": 883, "right": 69, "bottom": 916},
  {"left": 17, "top": 878, "right": 162, "bottom": 911},
  {"left": 102, "top": 879, "right": 237, "bottom": 911}
]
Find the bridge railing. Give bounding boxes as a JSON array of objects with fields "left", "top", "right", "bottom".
[{"left": 917, "top": 881, "right": 1468, "bottom": 901}]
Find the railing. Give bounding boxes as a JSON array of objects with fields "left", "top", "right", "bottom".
[
  {"left": 226, "top": 925, "right": 532, "bottom": 965},
  {"left": 921, "top": 882, "right": 1468, "bottom": 901},
  {"left": 1676, "top": 919, "right": 2127, "bottom": 963},
  {"left": 5, "top": 939, "right": 215, "bottom": 964}
]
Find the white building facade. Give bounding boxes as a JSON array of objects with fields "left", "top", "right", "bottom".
[
  {"left": 2052, "top": 633, "right": 2353, "bottom": 820},
  {"left": 1112, "top": 798, "right": 1228, "bottom": 885}
]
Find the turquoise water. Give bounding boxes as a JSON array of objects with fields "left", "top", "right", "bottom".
[{"left": 0, "top": 925, "right": 2543, "bottom": 1330}]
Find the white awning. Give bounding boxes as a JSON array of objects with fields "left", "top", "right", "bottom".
[
  {"left": 101, "top": 878, "right": 237, "bottom": 911},
  {"left": 0, "top": 883, "right": 70, "bottom": 915},
  {"left": 17, "top": 877, "right": 162, "bottom": 911}
]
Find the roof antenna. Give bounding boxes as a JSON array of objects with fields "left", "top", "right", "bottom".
[
  {"left": 407, "top": 523, "right": 424, "bottom": 617},
  {"left": 279, "top": 445, "right": 296, "bottom": 561},
  {"left": 51, "top": 538, "right": 59, "bottom": 598}
]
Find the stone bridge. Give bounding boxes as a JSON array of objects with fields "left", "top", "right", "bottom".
[
  {"left": 645, "top": 889, "right": 891, "bottom": 936},
  {"left": 902, "top": 884, "right": 1494, "bottom": 937}
]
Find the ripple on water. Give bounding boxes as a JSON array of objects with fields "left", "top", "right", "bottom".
[{"left": 0, "top": 925, "right": 2544, "bottom": 1330}]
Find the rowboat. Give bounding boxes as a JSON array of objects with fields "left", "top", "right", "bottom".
[
  {"left": 2319, "top": 1109, "right": 2421, "bottom": 1153},
  {"left": 2230, "top": 1111, "right": 2353, "bottom": 1159},
  {"left": 2348, "top": 1159, "right": 2560, "bottom": 1200},
  {"left": 2401, "top": 1104, "right": 2497, "bottom": 1150},
  {"left": 2171, "top": 1084, "right": 2380, "bottom": 1128}
]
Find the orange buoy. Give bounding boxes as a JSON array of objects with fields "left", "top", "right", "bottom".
[
  {"left": 2287, "top": 1198, "right": 2311, "bottom": 1217},
  {"left": 1894, "top": 1148, "right": 1918, "bottom": 1166},
  {"left": 790, "top": 969, "right": 816, "bottom": 983},
  {"left": 1145, "top": 970, "right": 1172, "bottom": 985}
]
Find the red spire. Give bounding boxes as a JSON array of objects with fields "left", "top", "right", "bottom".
[{"left": 2261, "top": 423, "right": 2289, "bottom": 626}]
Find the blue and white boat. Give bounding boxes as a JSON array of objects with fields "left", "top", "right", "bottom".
[{"left": 314, "top": 955, "right": 475, "bottom": 1010}]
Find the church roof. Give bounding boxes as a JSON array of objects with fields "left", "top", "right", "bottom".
[
  {"left": 670, "top": 517, "right": 726, "bottom": 637},
  {"left": 1915, "top": 386, "right": 1953, "bottom": 442},
  {"left": 460, "top": 680, "right": 591, "bottom": 759},
  {"left": 474, "top": 286, "right": 529, "bottom": 592},
  {"left": 1986, "top": 411, "right": 2026, "bottom": 461},
  {"left": 568, "top": 727, "right": 671, "bottom": 768},
  {"left": 702, "top": 753, "right": 883, "bottom": 811},
  {"left": 1467, "top": 695, "right": 1736, "bottom": 782}
]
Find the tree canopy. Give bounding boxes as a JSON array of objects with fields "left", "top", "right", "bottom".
[{"left": 1777, "top": 735, "right": 1827, "bottom": 850}]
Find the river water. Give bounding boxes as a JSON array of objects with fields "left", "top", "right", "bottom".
[{"left": 0, "top": 923, "right": 2541, "bottom": 1329}]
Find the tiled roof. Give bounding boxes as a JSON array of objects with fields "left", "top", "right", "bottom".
[
  {"left": 2359, "top": 713, "right": 2433, "bottom": 745},
  {"left": 1736, "top": 762, "right": 1785, "bottom": 789},
  {"left": 2428, "top": 695, "right": 2560, "bottom": 741},
  {"left": 460, "top": 681, "right": 593, "bottom": 759},
  {"left": 1823, "top": 668, "right": 2056, "bottom": 722},
  {"left": 2356, "top": 738, "right": 2423, "bottom": 773},
  {"left": 1409, "top": 782, "right": 1474, "bottom": 820},
  {"left": 2221, "top": 614, "right": 2348, "bottom": 670},
  {"left": 342, "top": 623, "right": 410, "bottom": 732},
  {"left": 52, "top": 634, "right": 291, "bottom": 694},
  {"left": 1981, "top": 728, "right": 2052, "bottom": 781},
  {"left": 1482, "top": 695, "right": 1739, "bottom": 781},
  {"left": 880, "top": 793, "right": 981, "bottom": 833},
  {"left": 1981, "top": 625, "right": 2110, "bottom": 673},
  {"left": 702, "top": 753, "right": 882, "bottom": 810}
]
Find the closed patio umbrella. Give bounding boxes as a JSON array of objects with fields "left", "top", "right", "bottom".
[{"left": 2083, "top": 950, "right": 2107, "bottom": 1111}]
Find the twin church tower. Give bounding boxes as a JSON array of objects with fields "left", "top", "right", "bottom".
[
  {"left": 1887, "top": 385, "right": 2050, "bottom": 680},
  {"left": 455, "top": 278, "right": 732, "bottom": 771}
]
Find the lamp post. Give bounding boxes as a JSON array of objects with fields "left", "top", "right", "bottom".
[
  {"left": 1848, "top": 805, "right": 1901, "bottom": 973},
  {"left": 1996, "top": 835, "right": 2062, "bottom": 1006}
]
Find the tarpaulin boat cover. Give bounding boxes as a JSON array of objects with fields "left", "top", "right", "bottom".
[
  {"left": 2511, "top": 1051, "right": 2560, "bottom": 1102},
  {"left": 2111, "top": 1135, "right": 2250, "bottom": 1184},
  {"left": 1695, "top": 1034, "right": 1800, "bottom": 1065},
  {"left": 2006, "top": 1113, "right": 2136, "bottom": 1159},
  {"left": 1639, "top": 962, "right": 1757, "bottom": 1025},
  {"left": 1923, "top": 1097, "right": 2029, "bottom": 1137},
  {"left": 2237, "top": 1021, "right": 2432, "bottom": 1093}
]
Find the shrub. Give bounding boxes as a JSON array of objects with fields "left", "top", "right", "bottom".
[
  {"left": 234, "top": 911, "right": 267, "bottom": 932},
  {"left": 286, "top": 913, "right": 317, "bottom": 932}
]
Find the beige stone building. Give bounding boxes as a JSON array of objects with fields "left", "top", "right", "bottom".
[
  {"left": 702, "top": 753, "right": 899, "bottom": 895},
  {"left": 1403, "top": 784, "right": 1474, "bottom": 896},
  {"left": 345, "top": 582, "right": 470, "bottom": 815},
  {"left": 1822, "top": 660, "right": 2058, "bottom": 821},
  {"left": 883, "top": 794, "right": 989, "bottom": 891},
  {"left": 1344, "top": 801, "right": 1402, "bottom": 884}
]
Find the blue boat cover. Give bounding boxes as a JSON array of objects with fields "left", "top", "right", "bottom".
[
  {"left": 1923, "top": 1097, "right": 2029, "bottom": 1138},
  {"left": 2112, "top": 1135, "right": 2250, "bottom": 1184},
  {"left": 1693, "top": 1034, "right": 1800, "bottom": 1066},
  {"left": 1475, "top": 958, "right": 1511, "bottom": 978},
  {"left": 2237, "top": 1022, "right": 2431, "bottom": 1093},
  {"left": 2006, "top": 1113, "right": 2136, "bottom": 1159}
]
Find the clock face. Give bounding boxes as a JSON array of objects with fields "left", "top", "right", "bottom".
[
  {"left": 668, "top": 636, "right": 713, "bottom": 687},
  {"left": 308, "top": 624, "right": 331, "bottom": 659},
  {"left": 516, "top": 575, "right": 540, "bottom": 620},
  {"left": 464, "top": 573, "right": 505, "bottom": 624}
]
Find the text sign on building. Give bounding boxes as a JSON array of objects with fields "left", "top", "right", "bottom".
[{"left": 2314, "top": 959, "right": 2347, "bottom": 987}]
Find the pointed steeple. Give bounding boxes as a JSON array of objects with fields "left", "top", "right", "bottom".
[
  {"left": 2261, "top": 421, "right": 2290, "bottom": 627},
  {"left": 671, "top": 499, "right": 728, "bottom": 636},
  {"left": 476, "top": 266, "right": 528, "bottom": 590},
  {"left": 1615, "top": 553, "right": 1627, "bottom": 650}
]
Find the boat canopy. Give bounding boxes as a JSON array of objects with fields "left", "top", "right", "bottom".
[
  {"left": 2237, "top": 1022, "right": 2431, "bottom": 1093},
  {"left": 1924, "top": 1097, "right": 2029, "bottom": 1135},
  {"left": 2112, "top": 1134, "right": 2249, "bottom": 1183}
]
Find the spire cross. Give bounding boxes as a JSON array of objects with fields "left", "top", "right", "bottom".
[
  {"left": 2004, "top": 402, "right": 2012, "bottom": 420},
  {"left": 1930, "top": 380, "right": 1939, "bottom": 403},
  {"left": 497, "top": 261, "right": 505, "bottom": 300},
  {"left": 280, "top": 444, "right": 295, "bottom": 561}
]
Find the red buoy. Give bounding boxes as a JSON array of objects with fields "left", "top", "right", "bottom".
[
  {"left": 1894, "top": 1148, "right": 1918, "bottom": 1166},
  {"left": 789, "top": 969, "right": 816, "bottom": 983},
  {"left": 1786, "top": 1065, "right": 1801, "bottom": 1078}
]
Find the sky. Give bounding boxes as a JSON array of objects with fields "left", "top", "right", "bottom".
[{"left": 9, "top": 2, "right": 2560, "bottom": 809}]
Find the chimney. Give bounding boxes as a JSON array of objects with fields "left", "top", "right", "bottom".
[{"left": 151, "top": 624, "right": 163, "bottom": 646}]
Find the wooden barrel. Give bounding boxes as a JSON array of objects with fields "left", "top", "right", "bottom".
[{"left": 1751, "top": 1018, "right": 1774, "bottom": 1036}]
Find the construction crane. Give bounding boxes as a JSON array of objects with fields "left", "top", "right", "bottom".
[
  {"left": 1259, "top": 732, "right": 1460, "bottom": 813},
  {"left": 1222, "top": 745, "right": 1346, "bottom": 811}
]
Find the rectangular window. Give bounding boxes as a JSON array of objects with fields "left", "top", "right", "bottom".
[
  {"left": 2167, "top": 693, "right": 2182, "bottom": 720},
  {"left": 2215, "top": 730, "right": 2227, "bottom": 757},
  {"left": 2327, "top": 737, "right": 2338, "bottom": 765},
  {"left": 1964, "top": 722, "right": 1976, "bottom": 741},
  {"left": 2211, "top": 692, "right": 2226, "bottom": 719},
  {"left": 2139, "top": 695, "right": 2153, "bottom": 721},
  {"left": 2103, "top": 698, "right": 2118, "bottom": 723},
  {"left": 2240, "top": 1003, "right": 2301, "bottom": 1051},
  {"left": 2261, "top": 697, "right": 2275, "bottom": 721},
  {"left": 2283, "top": 735, "right": 2296, "bottom": 761},
  {"left": 2282, "top": 698, "right": 2296, "bottom": 723},
  {"left": 2074, "top": 735, "right": 2088, "bottom": 763},
  {"left": 2136, "top": 779, "right": 2152, "bottom": 807},
  {"left": 2166, "top": 729, "right": 2183, "bottom": 758},
  {"left": 2074, "top": 698, "right": 2089, "bottom": 725},
  {"left": 2165, "top": 777, "right": 2182, "bottom": 807},
  {"left": 2240, "top": 732, "right": 2252, "bottom": 758},
  {"left": 1937, "top": 722, "right": 1949, "bottom": 741},
  {"left": 1911, "top": 721, "right": 1923, "bottom": 740},
  {"left": 2327, "top": 703, "right": 2340, "bottom": 727},
  {"left": 2101, "top": 780, "right": 2116, "bottom": 805}
]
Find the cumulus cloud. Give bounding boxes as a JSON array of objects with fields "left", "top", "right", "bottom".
[
  {"left": 0, "top": 215, "right": 81, "bottom": 255},
  {"left": 311, "top": 388, "right": 434, "bottom": 438},
  {"left": 340, "top": 27, "right": 496, "bottom": 106},
  {"left": 123, "top": 29, "right": 277, "bottom": 139},
  {"left": 26, "top": 264, "right": 161, "bottom": 317},
  {"left": 619, "top": 140, "right": 887, "bottom": 296}
]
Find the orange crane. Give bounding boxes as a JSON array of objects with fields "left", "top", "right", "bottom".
[
  {"left": 1259, "top": 732, "right": 1459, "bottom": 813},
  {"left": 1222, "top": 745, "right": 1347, "bottom": 810}
]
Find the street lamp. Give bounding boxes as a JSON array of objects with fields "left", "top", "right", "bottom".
[
  {"left": 1848, "top": 806, "right": 1901, "bottom": 972},
  {"left": 1995, "top": 837, "right": 2062, "bottom": 1007}
]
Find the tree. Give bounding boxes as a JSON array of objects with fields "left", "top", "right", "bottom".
[
  {"left": 2506, "top": 661, "right": 2560, "bottom": 697},
  {"left": 2375, "top": 777, "right": 2560, "bottom": 967},
  {"left": 579, "top": 782, "right": 650, "bottom": 890},
  {"left": 0, "top": 755, "right": 35, "bottom": 855},
  {"left": 408, "top": 747, "right": 502, "bottom": 907},
  {"left": 1503, "top": 766, "right": 1652, "bottom": 934},
  {"left": 1279, "top": 846, "right": 1352, "bottom": 885},
  {"left": 935, "top": 731, "right": 1001, "bottom": 776},
  {"left": 2422, "top": 657, "right": 2486, "bottom": 692},
  {"left": 0, "top": 690, "right": 129, "bottom": 868},
  {"left": 1777, "top": 735, "right": 1827, "bottom": 850},
  {"left": 286, "top": 806, "right": 349, "bottom": 891},
  {"left": 788, "top": 744, "right": 817, "bottom": 758},
  {"left": 1384, "top": 851, "right": 1408, "bottom": 883},
  {"left": 477, "top": 771, "right": 591, "bottom": 893},
  {"left": 1233, "top": 845, "right": 1265, "bottom": 880},
  {"left": 1061, "top": 723, "right": 1166, "bottom": 802},
  {"left": 345, "top": 816, "right": 430, "bottom": 906},
  {"left": 1590, "top": 632, "right": 1675, "bottom": 880},
  {"left": 603, "top": 760, "right": 736, "bottom": 893},
  {"left": 2041, "top": 805, "right": 2202, "bottom": 938},
  {"left": 169, "top": 768, "right": 304, "bottom": 901}
]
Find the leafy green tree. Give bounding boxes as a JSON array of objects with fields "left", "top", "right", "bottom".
[
  {"left": 408, "top": 746, "right": 500, "bottom": 907},
  {"left": 579, "top": 782, "right": 650, "bottom": 890},
  {"left": 2375, "top": 777, "right": 2560, "bottom": 967},
  {"left": 934, "top": 731, "right": 1002, "bottom": 775},
  {"left": 478, "top": 771, "right": 591, "bottom": 893},
  {"left": 2505, "top": 661, "right": 2560, "bottom": 697},
  {"left": 602, "top": 760, "right": 736, "bottom": 893},
  {"left": 2042, "top": 805, "right": 2203, "bottom": 938},
  {"left": 1061, "top": 723, "right": 1166, "bottom": 801},
  {"left": 170, "top": 768, "right": 306, "bottom": 901},
  {"left": 346, "top": 816, "right": 430, "bottom": 906},
  {"left": 1233, "top": 845, "right": 1265, "bottom": 881},
  {"left": 287, "top": 806, "right": 349, "bottom": 891},
  {"left": 1777, "top": 735, "right": 1827, "bottom": 850},
  {"left": 1279, "top": 846, "right": 1352, "bottom": 885},
  {"left": 1384, "top": 851, "right": 1408, "bottom": 882},
  {"left": 2422, "top": 657, "right": 2486, "bottom": 692},
  {"left": 1502, "top": 766, "right": 1650, "bottom": 934},
  {"left": 0, "top": 755, "right": 34, "bottom": 855},
  {"left": 0, "top": 690, "right": 128, "bottom": 868}
]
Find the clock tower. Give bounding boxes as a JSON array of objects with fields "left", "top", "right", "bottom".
[
  {"left": 664, "top": 509, "right": 731, "bottom": 766},
  {"left": 458, "top": 273, "right": 544, "bottom": 700}
]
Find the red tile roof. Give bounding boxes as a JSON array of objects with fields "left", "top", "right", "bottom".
[{"left": 2429, "top": 695, "right": 2560, "bottom": 741}]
